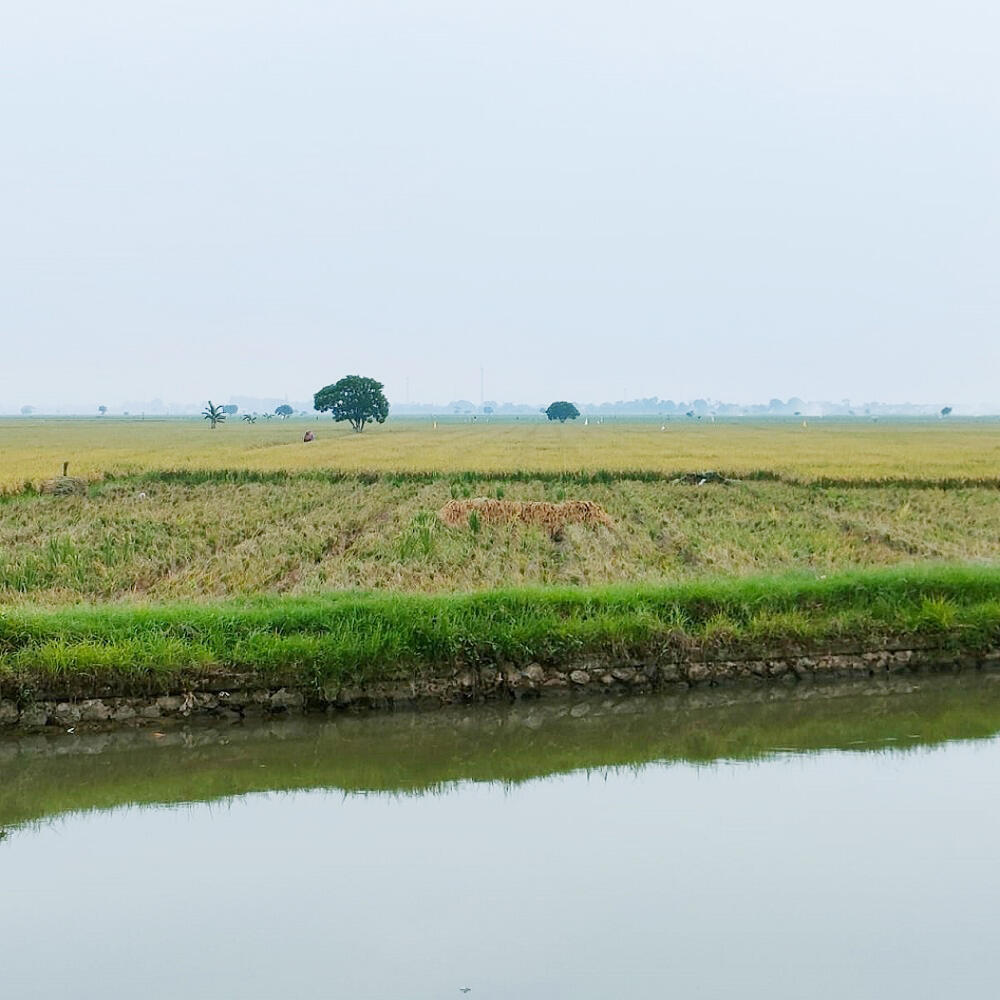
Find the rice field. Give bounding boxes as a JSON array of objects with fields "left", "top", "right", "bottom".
[
  {"left": 3, "top": 416, "right": 1000, "bottom": 492},
  {"left": 4, "top": 417, "right": 1000, "bottom": 697},
  {"left": 3, "top": 473, "right": 1000, "bottom": 605}
]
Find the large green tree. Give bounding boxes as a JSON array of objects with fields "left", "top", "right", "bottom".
[
  {"left": 314, "top": 376, "right": 389, "bottom": 432},
  {"left": 545, "top": 400, "right": 580, "bottom": 423}
]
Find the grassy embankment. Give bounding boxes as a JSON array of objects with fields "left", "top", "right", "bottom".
[{"left": 2, "top": 567, "right": 1000, "bottom": 697}]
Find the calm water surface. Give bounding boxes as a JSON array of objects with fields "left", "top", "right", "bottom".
[{"left": 2, "top": 677, "right": 1000, "bottom": 999}]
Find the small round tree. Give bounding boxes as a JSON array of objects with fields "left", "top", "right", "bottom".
[
  {"left": 275, "top": 404, "right": 294, "bottom": 419},
  {"left": 314, "top": 376, "right": 389, "bottom": 432},
  {"left": 545, "top": 401, "right": 580, "bottom": 423}
]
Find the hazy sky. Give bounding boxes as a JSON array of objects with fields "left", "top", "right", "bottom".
[{"left": 3, "top": 0, "right": 998, "bottom": 410}]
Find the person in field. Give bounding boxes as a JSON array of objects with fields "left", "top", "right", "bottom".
[{"left": 303, "top": 430, "right": 315, "bottom": 442}]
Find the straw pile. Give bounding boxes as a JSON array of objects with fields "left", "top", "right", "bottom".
[
  {"left": 40, "top": 476, "right": 87, "bottom": 497},
  {"left": 439, "top": 497, "right": 612, "bottom": 534}
]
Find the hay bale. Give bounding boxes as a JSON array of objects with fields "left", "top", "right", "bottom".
[
  {"left": 40, "top": 476, "right": 87, "bottom": 497},
  {"left": 439, "top": 498, "right": 612, "bottom": 534}
]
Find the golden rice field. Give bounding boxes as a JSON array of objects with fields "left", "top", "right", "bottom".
[{"left": 3, "top": 416, "right": 1000, "bottom": 491}]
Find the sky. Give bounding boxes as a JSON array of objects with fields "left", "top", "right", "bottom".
[{"left": 3, "top": 0, "right": 998, "bottom": 411}]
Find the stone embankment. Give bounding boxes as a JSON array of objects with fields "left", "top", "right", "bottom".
[{"left": 3, "top": 644, "right": 1000, "bottom": 731}]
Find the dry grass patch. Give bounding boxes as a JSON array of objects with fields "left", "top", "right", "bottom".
[
  {"left": 3, "top": 476, "right": 1000, "bottom": 604},
  {"left": 439, "top": 497, "right": 613, "bottom": 535}
]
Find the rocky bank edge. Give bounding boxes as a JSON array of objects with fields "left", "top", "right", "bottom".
[{"left": 3, "top": 642, "right": 1000, "bottom": 731}]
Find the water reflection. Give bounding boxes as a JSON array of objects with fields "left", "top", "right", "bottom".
[
  {"left": 3, "top": 676, "right": 1000, "bottom": 999},
  {"left": 3, "top": 673, "right": 1000, "bottom": 829}
]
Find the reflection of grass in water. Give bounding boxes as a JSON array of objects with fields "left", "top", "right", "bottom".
[{"left": 3, "top": 675, "right": 1000, "bottom": 830}]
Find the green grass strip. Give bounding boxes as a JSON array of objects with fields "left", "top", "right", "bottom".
[
  {"left": 2, "top": 565, "right": 1000, "bottom": 696},
  {"left": 121, "top": 468, "right": 1000, "bottom": 490}
]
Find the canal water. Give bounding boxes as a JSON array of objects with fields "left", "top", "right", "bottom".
[{"left": 2, "top": 676, "right": 999, "bottom": 999}]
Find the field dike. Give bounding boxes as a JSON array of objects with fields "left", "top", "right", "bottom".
[{"left": 3, "top": 567, "right": 1000, "bottom": 731}]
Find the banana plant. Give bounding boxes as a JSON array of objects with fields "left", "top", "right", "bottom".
[{"left": 202, "top": 401, "right": 226, "bottom": 428}]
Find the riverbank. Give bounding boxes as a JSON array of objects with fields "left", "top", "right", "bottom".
[{"left": 3, "top": 566, "right": 1000, "bottom": 729}]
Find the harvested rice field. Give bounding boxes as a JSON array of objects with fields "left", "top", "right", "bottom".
[{"left": 3, "top": 472, "right": 1000, "bottom": 605}]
